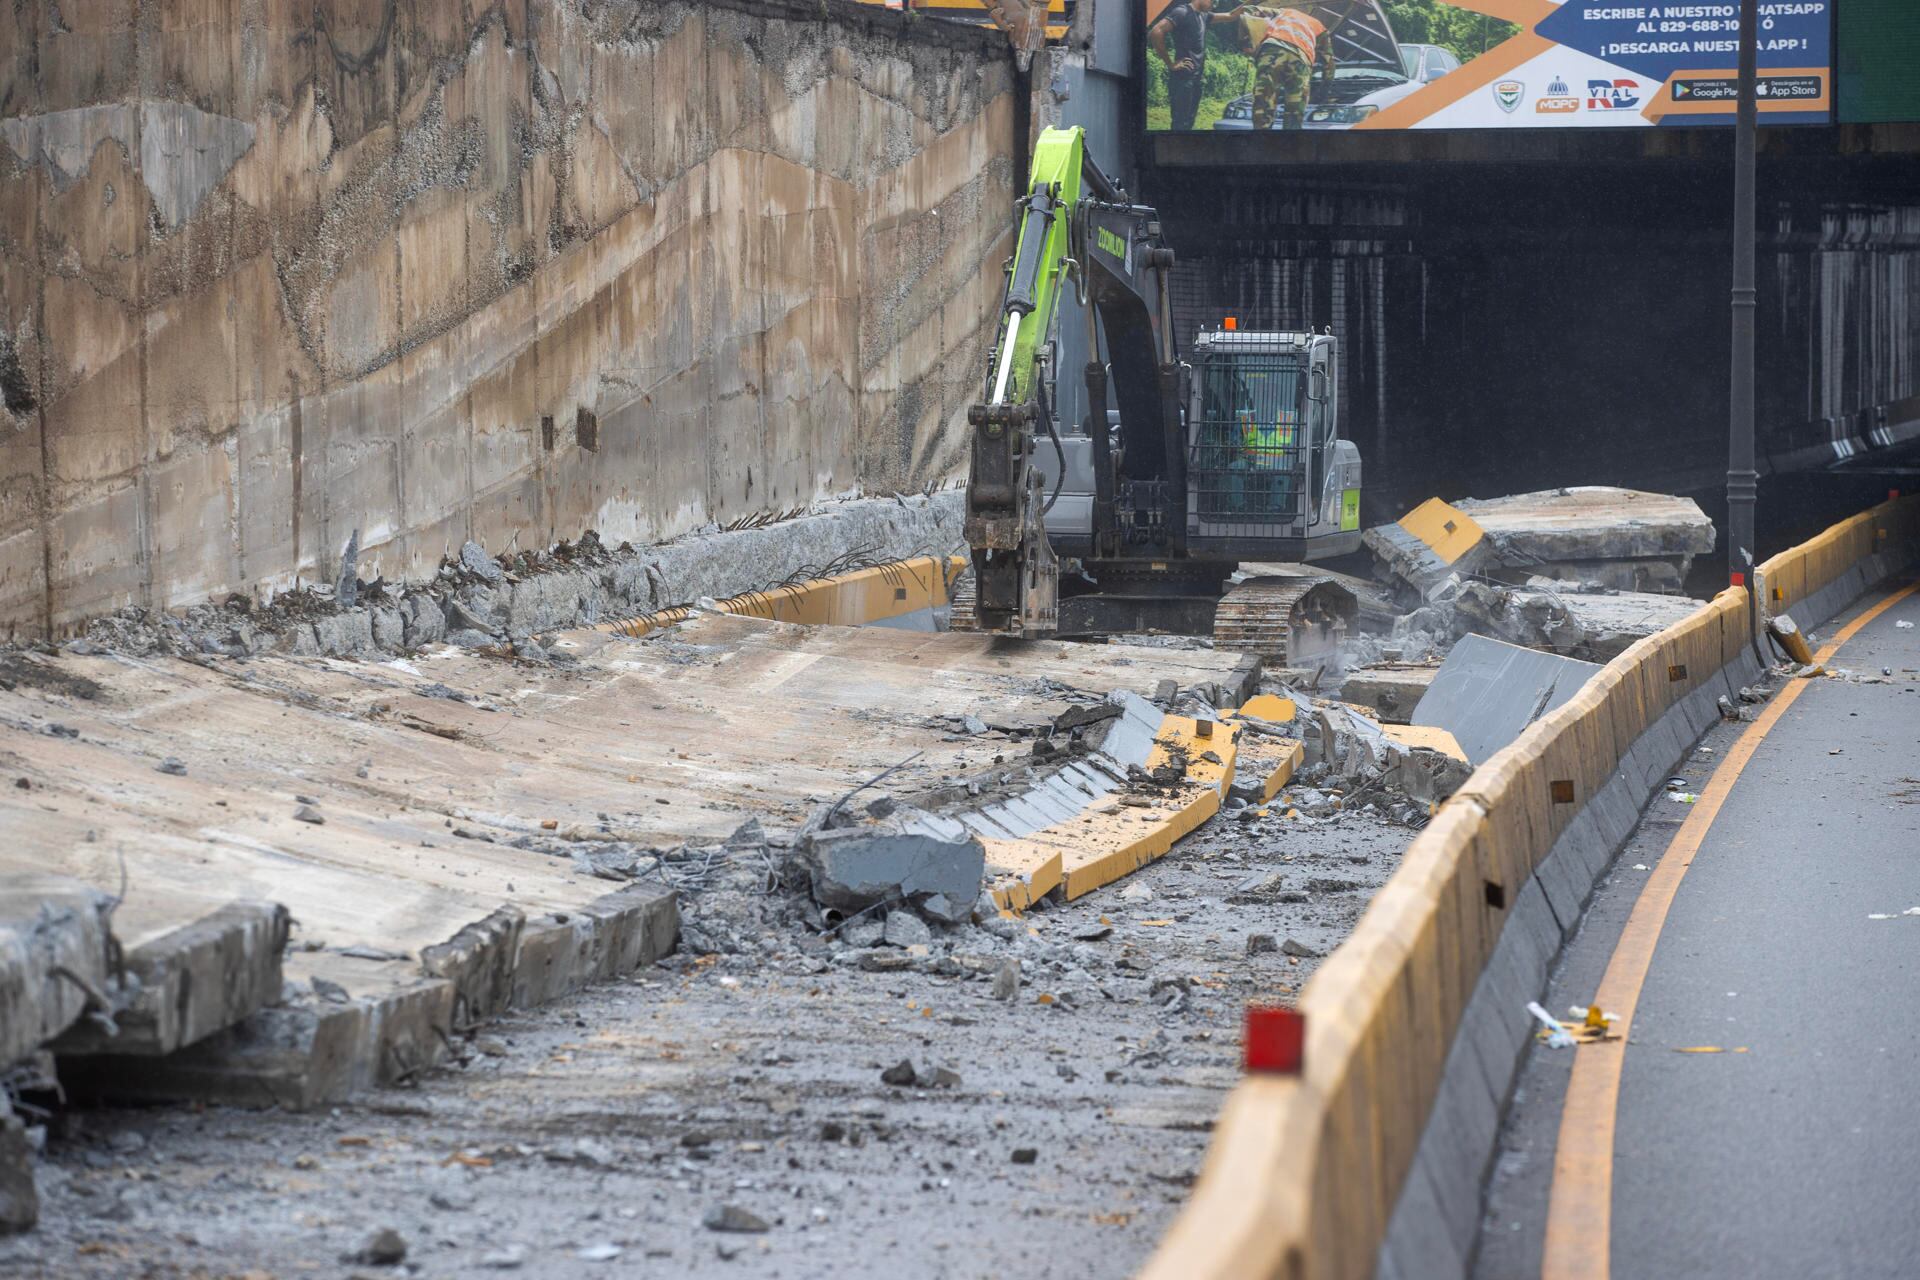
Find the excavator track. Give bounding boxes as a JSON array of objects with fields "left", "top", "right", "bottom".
[
  {"left": 948, "top": 567, "right": 978, "bottom": 631},
  {"left": 1212, "top": 576, "right": 1357, "bottom": 665}
]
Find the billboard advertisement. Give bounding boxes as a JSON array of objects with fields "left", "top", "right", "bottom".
[{"left": 1144, "top": 1, "right": 1832, "bottom": 134}]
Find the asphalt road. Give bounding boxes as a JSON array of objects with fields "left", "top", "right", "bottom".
[{"left": 1476, "top": 582, "right": 1920, "bottom": 1279}]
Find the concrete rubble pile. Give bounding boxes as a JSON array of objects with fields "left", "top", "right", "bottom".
[
  {"left": 1457, "top": 486, "right": 1715, "bottom": 593},
  {"left": 72, "top": 493, "right": 960, "bottom": 663},
  {"left": 1226, "top": 685, "right": 1470, "bottom": 827},
  {"left": 1331, "top": 486, "right": 1716, "bottom": 689}
]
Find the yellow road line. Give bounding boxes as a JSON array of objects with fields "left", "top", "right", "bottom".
[{"left": 1541, "top": 578, "right": 1920, "bottom": 1279}]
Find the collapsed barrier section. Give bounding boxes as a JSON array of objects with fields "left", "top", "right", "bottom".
[
  {"left": 598, "top": 555, "right": 968, "bottom": 637},
  {"left": 1142, "top": 494, "right": 1920, "bottom": 1280}
]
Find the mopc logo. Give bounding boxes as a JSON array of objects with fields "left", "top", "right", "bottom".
[
  {"left": 1493, "top": 80, "right": 1524, "bottom": 113},
  {"left": 1536, "top": 75, "right": 1579, "bottom": 113},
  {"left": 1588, "top": 78, "right": 1641, "bottom": 110}
]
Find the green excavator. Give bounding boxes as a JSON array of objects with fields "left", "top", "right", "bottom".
[{"left": 964, "top": 125, "right": 1364, "bottom": 644}]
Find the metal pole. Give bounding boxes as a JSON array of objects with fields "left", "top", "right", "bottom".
[{"left": 1727, "top": 0, "right": 1759, "bottom": 617}]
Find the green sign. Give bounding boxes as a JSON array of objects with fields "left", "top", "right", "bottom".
[
  {"left": 1341, "top": 488, "right": 1361, "bottom": 532},
  {"left": 1839, "top": 1, "right": 1920, "bottom": 123}
]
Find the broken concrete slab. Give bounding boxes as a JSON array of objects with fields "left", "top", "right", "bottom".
[
  {"left": 0, "top": 874, "right": 117, "bottom": 1066},
  {"left": 1364, "top": 499, "right": 1494, "bottom": 602},
  {"left": 1339, "top": 665, "right": 1439, "bottom": 723},
  {"left": 1437, "top": 578, "right": 1701, "bottom": 663},
  {"left": 1456, "top": 486, "right": 1714, "bottom": 594},
  {"left": 1382, "top": 743, "right": 1474, "bottom": 809},
  {"left": 802, "top": 810, "right": 986, "bottom": 922},
  {"left": 52, "top": 901, "right": 289, "bottom": 1058},
  {"left": 60, "top": 888, "right": 678, "bottom": 1111},
  {"left": 1412, "top": 634, "right": 1601, "bottom": 766}
]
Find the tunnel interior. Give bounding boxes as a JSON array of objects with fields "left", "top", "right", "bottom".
[{"left": 1139, "top": 135, "right": 1920, "bottom": 562}]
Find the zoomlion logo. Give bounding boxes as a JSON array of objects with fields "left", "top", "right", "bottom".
[
  {"left": 1493, "top": 80, "right": 1524, "bottom": 113},
  {"left": 1096, "top": 227, "right": 1127, "bottom": 260}
]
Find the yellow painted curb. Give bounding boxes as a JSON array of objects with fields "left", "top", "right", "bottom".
[
  {"left": 1235, "top": 735, "right": 1305, "bottom": 804},
  {"left": 1397, "top": 497, "right": 1486, "bottom": 567},
  {"left": 1382, "top": 723, "right": 1467, "bottom": 763},
  {"left": 596, "top": 554, "right": 966, "bottom": 638},
  {"left": 982, "top": 841, "right": 1065, "bottom": 913},
  {"left": 977, "top": 713, "right": 1241, "bottom": 909}
]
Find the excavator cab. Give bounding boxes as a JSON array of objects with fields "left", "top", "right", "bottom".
[{"left": 1185, "top": 330, "right": 1362, "bottom": 559}]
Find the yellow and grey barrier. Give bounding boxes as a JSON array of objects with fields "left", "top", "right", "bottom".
[
  {"left": 1143, "top": 493, "right": 1920, "bottom": 1280},
  {"left": 595, "top": 554, "right": 966, "bottom": 638}
]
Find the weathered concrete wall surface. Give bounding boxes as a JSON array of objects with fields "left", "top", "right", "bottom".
[{"left": 0, "top": 0, "right": 1015, "bottom": 640}]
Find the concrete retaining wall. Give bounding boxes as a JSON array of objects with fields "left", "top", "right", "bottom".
[
  {"left": 1139, "top": 494, "right": 1920, "bottom": 1280},
  {"left": 0, "top": 0, "right": 1016, "bottom": 641}
]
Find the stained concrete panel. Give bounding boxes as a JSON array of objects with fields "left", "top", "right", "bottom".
[{"left": 2, "top": 0, "right": 1016, "bottom": 640}]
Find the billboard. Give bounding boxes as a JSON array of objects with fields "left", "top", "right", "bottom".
[{"left": 1144, "top": 0, "right": 1832, "bottom": 135}]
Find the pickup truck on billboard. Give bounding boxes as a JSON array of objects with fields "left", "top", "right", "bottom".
[{"left": 1144, "top": 0, "right": 1831, "bottom": 134}]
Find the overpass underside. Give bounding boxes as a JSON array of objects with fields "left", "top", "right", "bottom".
[{"left": 1144, "top": 128, "right": 1920, "bottom": 555}]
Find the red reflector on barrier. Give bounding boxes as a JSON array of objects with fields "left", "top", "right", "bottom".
[
  {"left": 1730, "top": 571, "right": 1746, "bottom": 587},
  {"left": 1892, "top": 490, "right": 1902, "bottom": 501},
  {"left": 1245, "top": 1006, "right": 1305, "bottom": 1074}
]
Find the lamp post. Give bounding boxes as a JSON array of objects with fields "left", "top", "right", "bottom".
[{"left": 1727, "top": 0, "right": 1758, "bottom": 613}]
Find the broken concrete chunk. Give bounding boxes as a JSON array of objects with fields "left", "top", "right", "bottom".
[
  {"left": 918, "top": 892, "right": 966, "bottom": 925},
  {"left": 445, "top": 597, "right": 498, "bottom": 637},
  {"left": 369, "top": 607, "right": 404, "bottom": 649},
  {"left": 0, "top": 1098, "right": 37, "bottom": 1234},
  {"left": 880, "top": 1059, "right": 918, "bottom": 1086},
  {"left": 1338, "top": 666, "right": 1438, "bottom": 725},
  {"left": 1412, "top": 635, "right": 1601, "bottom": 766},
  {"left": 1768, "top": 612, "right": 1815, "bottom": 665},
  {"left": 881, "top": 910, "right": 932, "bottom": 949},
  {"left": 459, "top": 541, "right": 505, "bottom": 584},
  {"left": 1052, "top": 702, "right": 1122, "bottom": 734},
  {"left": 292, "top": 804, "right": 325, "bottom": 825},
  {"left": 352, "top": 1227, "right": 408, "bottom": 1266},
  {"left": 1246, "top": 933, "right": 1278, "bottom": 956},
  {"left": 336, "top": 531, "right": 361, "bottom": 608},
  {"left": 991, "top": 959, "right": 1021, "bottom": 1001},
  {"left": 402, "top": 594, "right": 446, "bottom": 649},
  {"left": 800, "top": 806, "right": 985, "bottom": 923},
  {"left": 1364, "top": 498, "right": 1493, "bottom": 601},
  {"left": 1280, "top": 938, "right": 1322, "bottom": 959},
  {"left": 155, "top": 757, "right": 187, "bottom": 776},
  {"left": 1385, "top": 746, "right": 1470, "bottom": 807},
  {"left": 838, "top": 918, "right": 883, "bottom": 948},
  {"left": 703, "top": 1203, "right": 770, "bottom": 1233}
]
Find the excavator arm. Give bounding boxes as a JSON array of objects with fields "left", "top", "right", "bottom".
[{"left": 964, "top": 126, "right": 1180, "bottom": 636}]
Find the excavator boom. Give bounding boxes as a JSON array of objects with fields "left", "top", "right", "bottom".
[{"left": 964, "top": 126, "right": 1181, "bottom": 636}]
